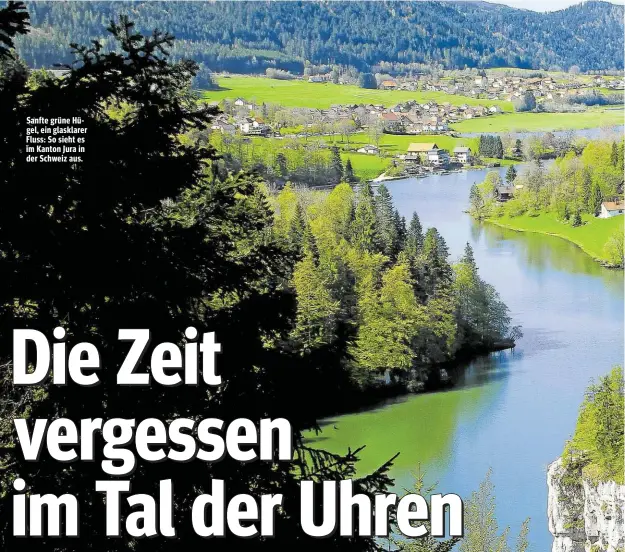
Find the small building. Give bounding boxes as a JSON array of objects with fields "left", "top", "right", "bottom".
[
  {"left": 357, "top": 145, "right": 380, "bottom": 155},
  {"left": 427, "top": 149, "right": 450, "bottom": 166},
  {"left": 239, "top": 118, "right": 271, "bottom": 136},
  {"left": 599, "top": 200, "right": 625, "bottom": 218},
  {"left": 453, "top": 146, "right": 472, "bottom": 164},
  {"left": 380, "top": 80, "right": 398, "bottom": 90},
  {"left": 308, "top": 75, "right": 326, "bottom": 83},
  {"left": 496, "top": 186, "right": 515, "bottom": 202},
  {"left": 234, "top": 98, "right": 246, "bottom": 107}
]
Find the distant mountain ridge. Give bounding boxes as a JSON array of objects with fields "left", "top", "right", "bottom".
[{"left": 16, "top": 1, "right": 625, "bottom": 73}]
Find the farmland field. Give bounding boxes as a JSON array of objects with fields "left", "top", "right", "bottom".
[
  {"left": 202, "top": 76, "right": 514, "bottom": 111},
  {"left": 451, "top": 109, "right": 624, "bottom": 133}
]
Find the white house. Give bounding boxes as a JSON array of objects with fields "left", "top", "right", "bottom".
[
  {"left": 453, "top": 146, "right": 472, "bottom": 164},
  {"left": 427, "top": 149, "right": 450, "bottom": 166},
  {"left": 599, "top": 200, "right": 625, "bottom": 218},
  {"left": 234, "top": 98, "right": 246, "bottom": 107},
  {"left": 239, "top": 118, "right": 270, "bottom": 136}
]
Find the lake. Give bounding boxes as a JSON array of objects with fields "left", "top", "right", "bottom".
[{"left": 310, "top": 163, "right": 624, "bottom": 549}]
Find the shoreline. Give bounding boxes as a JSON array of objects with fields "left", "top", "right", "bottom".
[{"left": 484, "top": 217, "right": 622, "bottom": 269}]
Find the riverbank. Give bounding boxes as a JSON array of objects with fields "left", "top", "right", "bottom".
[{"left": 485, "top": 212, "right": 624, "bottom": 268}]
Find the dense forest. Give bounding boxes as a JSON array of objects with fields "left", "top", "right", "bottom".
[{"left": 15, "top": 1, "right": 625, "bottom": 73}]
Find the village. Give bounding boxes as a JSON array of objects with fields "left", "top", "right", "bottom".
[{"left": 208, "top": 97, "right": 502, "bottom": 138}]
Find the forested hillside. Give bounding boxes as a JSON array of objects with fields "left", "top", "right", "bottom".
[{"left": 16, "top": 1, "right": 625, "bottom": 73}]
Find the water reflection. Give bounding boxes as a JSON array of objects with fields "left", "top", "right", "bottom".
[
  {"left": 311, "top": 157, "right": 623, "bottom": 550},
  {"left": 480, "top": 222, "right": 624, "bottom": 296}
]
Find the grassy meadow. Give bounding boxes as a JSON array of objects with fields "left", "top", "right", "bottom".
[
  {"left": 487, "top": 212, "right": 623, "bottom": 265},
  {"left": 204, "top": 76, "right": 514, "bottom": 111},
  {"left": 451, "top": 109, "right": 624, "bottom": 133}
]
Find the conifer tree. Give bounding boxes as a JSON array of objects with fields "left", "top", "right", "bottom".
[
  {"left": 374, "top": 183, "right": 398, "bottom": 258},
  {"left": 345, "top": 157, "right": 356, "bottom": 183},
  {"left": 352, "top": 182, "right": 378, "bottom": 253},
  {"left": 288, "top": 201, "right": 306, "bottom": 252},
  {"left": 291, "top": 251, "right": 339, "bottom": 351},
  {"left": 330, "top": 145, "right": 344, "bottom": 184},
  {"left": 505, "top": 165, "right": 517, "bottom": 185},
  {"left": 591, "top": 182, "right": 603, "bottom": 216},
  {"left": 405, "top": 212, "right": 424, "bottom": 258},
  {"left": 611, "top": 141, "right": 619, "bottom": 167}
]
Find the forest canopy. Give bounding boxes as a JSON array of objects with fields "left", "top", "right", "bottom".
[{"left": 15, "top": 1, "right": 625, "bottom": 73}]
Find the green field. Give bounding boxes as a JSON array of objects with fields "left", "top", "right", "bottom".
[
  {"left": 324, "top": 132, "right": 478, "bottom": 154},
  {"left": 451, "top": 109, "right": 624, "bottom": 133},
  {"left": 203, "top": 76, "right": 513, "bottom": 111},
  {"left": 487, "top": 212, "right": 623, "bottom": 265}
]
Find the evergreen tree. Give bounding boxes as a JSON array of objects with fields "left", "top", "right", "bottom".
[
  {"left": 505, "top": 165, "right": 517, "bottom": 185},
  {"left": 572, "top": 210, "right": 582, "bottom": 227},
  {"left": 460, "top": 469, "right": 530, "bottom": 552},
  {"left": 420, "top": 228, "right": 453, "bottom": 299},
  {"left": 374, "top": 183, "right": 398, "bottom": 258},
  {"left": 345, "top": 157, "right": 356, "bottom": 183},
  {"left": 393, "top": 467, "right": 461, "bottom": 552},
  {"left": 581, "top": 168, "right": 592, "bottom": 212},
  {"left": 288, "top": 201, "right": 306, "bottom": 252},
  {"left": 351, "top": 261, "right": 423, "bottom": 373},
  {"left": 494, "top": 136, "right": 504, "bottom": 159},
  {"left": 330, "top": 145, "right": 344, "bottom": 184},
  {"left": 352, "top": 182, "right": 378, "bottom": 253},
  {"left": 394, "top": 211, "right": 407, "bottom": 256},
  {"left": 591, "top": 182, "right": 603, "bottom": 216},
  {"left": 275, "top": 151, "right": 288, "bottom": 177},
  {"left": 611, "top": 141, "right": 619, "bottom": 166},
  {"left": 358, "top": 72, "right": 377, "bottom": 89},
  {"left": 405, "top": 212, "right": 424, "bottom": 258},
  {"left": 291, "top": 251, "right": 339, "bottom": 351},
  {"left": 302, "top": 221, "right": 320, "bottom": 262}
]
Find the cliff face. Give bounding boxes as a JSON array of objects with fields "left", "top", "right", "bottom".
[{"left": 548, "top": 457, "right": 625, "bottom": 552}]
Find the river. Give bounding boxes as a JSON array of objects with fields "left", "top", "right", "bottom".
[
  {"left": 460, "top": 124, "right": 624, "bottom": 140},
  {"left": 309, "top": 162, "right": 624, "bottom": 550}
]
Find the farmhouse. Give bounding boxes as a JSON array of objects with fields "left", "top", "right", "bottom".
[
  {"left": 380, "top": 80, "right": 398, "bottom": 90},
  {"left": 599, "top": 200, "right": 625, "bottom": 218},
  {"left": 407, "top": 143, "right": 438, "bottom": 154}
]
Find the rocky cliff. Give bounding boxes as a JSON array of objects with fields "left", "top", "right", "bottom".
[{"left": 548, "top": 457, "right": 625, "bottom": 552}]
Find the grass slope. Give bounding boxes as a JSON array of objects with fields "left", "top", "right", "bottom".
[
  {"left": 487, "top": 212, "right": 623, "bottom": 265},
  {"left": 204, "top": 76, "right": 513, "bottom": 111},
  {"left": 451, "top": 109, "right": 624, "bottom": 133}
]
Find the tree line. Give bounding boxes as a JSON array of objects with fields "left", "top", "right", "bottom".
[
  {"left": 275, "top": 181, "right": 519, "bottom": 390},
  {"left": 14, "top": 1, "right": 625, "bottom": 74}
]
